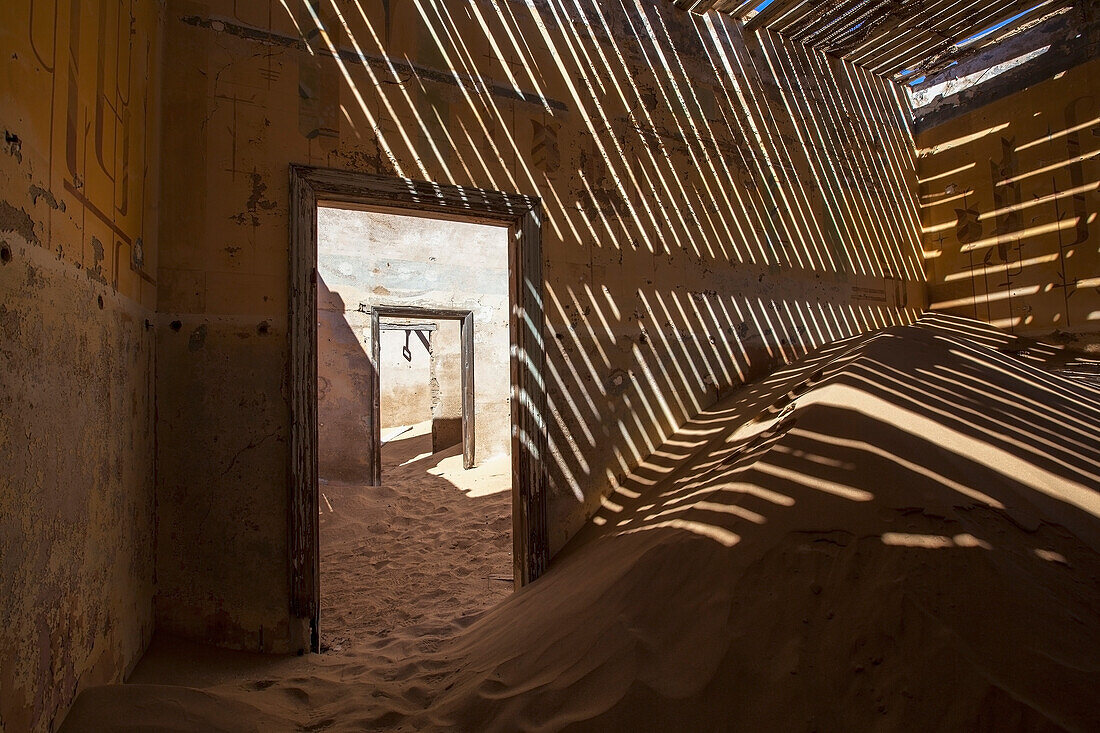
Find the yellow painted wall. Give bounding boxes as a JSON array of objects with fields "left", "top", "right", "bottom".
[
  {"left": 152, "top": 0, "right": 926, "bottom": 653},
  {"left": 918, "top": 58, "right": 1100, "bottom": 334},
  {"left": 0, "top": 0, "right": 163, "bottom": 730}
]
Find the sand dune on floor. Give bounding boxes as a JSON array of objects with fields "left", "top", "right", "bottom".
[
  {"left": 62, "top": 315, "right": 1100, "bottom": 732},
  {"left": 318, "top": 421, "right": 513, "bottom": 650}
]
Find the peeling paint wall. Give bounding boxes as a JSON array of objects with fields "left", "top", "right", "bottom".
[
  {"left": 918, "top": 58, "right": 1100, "bottom": 334},
  {"left": 0, "top": 1, "right": 163, "bottom": 730},
  {"left": 153, "top": 0, "right": 925, "bottom": 651}
]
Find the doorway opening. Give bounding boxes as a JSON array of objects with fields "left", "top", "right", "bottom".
[
  {"left": 377, "top": 319, "right": 439, "bottom": 456},
  {"left": 291, "top": 167, "right": 547, "bottom": 653},
  {"left": 370, "top": 307, "right": 477, "bottom": 482}
]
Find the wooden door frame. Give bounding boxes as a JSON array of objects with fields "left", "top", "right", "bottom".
[
  {"left": 370, "top": 306, "right": 476, "bottom": 483},
  {"left": 288, "top": 165, "right": 549, "bottom": 652}
]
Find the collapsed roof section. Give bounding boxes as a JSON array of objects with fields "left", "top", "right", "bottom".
[{"left": 676, "top": 0, "right": 1099, "bottom": 129}]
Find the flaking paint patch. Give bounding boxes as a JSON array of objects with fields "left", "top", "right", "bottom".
[
  {"left": 230, "top": 173, "right": 277, "bottom": 226},
  {"left": 87, "top": 237, "right": 107, "bottom": 284},
  {"left": 5, "top": 130, "right": 23, "bottom": 162},
  {"left": 28, "top": 185, "right": 65, "bottom": 211},
  {"left": 0, "top": 200, "right": 39, "bottom": 245}
]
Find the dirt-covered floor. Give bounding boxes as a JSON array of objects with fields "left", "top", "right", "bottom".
[
  {"left": 317, "top": 421, "right": 513, "bottom": 651},
  {"left": 62, "top": 315, "right": 1100, "bottom": 732}
]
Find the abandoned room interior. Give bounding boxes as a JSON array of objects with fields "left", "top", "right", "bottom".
[{"left": 1, "top": 0, "right": 1098, "bottom": 729}]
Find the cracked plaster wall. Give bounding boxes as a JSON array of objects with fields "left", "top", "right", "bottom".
[{"left": 0, "top": 1, "right": 163, "bottom": 730}]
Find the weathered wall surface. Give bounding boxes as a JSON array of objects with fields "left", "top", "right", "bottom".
[
  {"left": 317, "top": 208, "right": 512, "bottom": 467},
  {"left": 918, "top": 57, "right": 1100, "bottom": 334},
  {"left": 378, "top": 327, "right": 433, "bottom": 430},
  {"left": 429, "top": 320, "right": 464, "bottom": 453},
  {"left": 0, "top": 0, "right": 162, "bottom": 730},
  {"left": 317, "top": 277, "right": 377, "bottom": 483},
  {"left": 154, "top": 0, "right": 925, "bottom": 651}
]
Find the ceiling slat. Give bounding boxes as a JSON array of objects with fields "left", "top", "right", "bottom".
[
  {"left": 710, "top": 0, "right": 762, "bottom": 16},
  {"left": 744, "top": 0, "right": 814, "bottom": 31},
  {"left": 792, "top": 0, "right": 893, "bottom": 46},
  {"left": 841, "top": 0, "right": 1012, "bottom": 66},
  {"left": 867, "top": 0, "right": 1052, "bottom": 75}
]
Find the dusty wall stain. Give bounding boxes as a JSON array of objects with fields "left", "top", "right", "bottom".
[
  {"left": 0, "top": 199, "right": 40, "bottom": 245},
  {"left": 187, "top": 323, "right": 208, "bottom": 351},
  {"left": 87, "top": 236, "right": 107, "bottom": 284}
]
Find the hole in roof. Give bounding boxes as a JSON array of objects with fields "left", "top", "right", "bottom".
[{"left": 956, "top": 3, "right": 1047, "bottom": 48}]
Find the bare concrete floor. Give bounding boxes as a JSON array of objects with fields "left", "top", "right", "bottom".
[{"left": 318, "top": 421, "right": 513, "bottom": 652}]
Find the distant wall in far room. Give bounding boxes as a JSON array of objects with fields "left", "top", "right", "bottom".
[{"left": 317, "top": 208, "right": 512, "bottom": 486}]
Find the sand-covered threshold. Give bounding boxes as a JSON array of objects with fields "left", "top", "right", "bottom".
[{"left": 318, "top": 421, "right": 513, "bottom": 651}]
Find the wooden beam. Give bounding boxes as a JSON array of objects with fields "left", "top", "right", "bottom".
[
  {"left": 687, "top": 0, "right": 726, "bottom": 15},
  {"left": 461, "top": 312, "right": 476, "bottom": 470},
  {"left": 825, "top": 0, "right": 955, "bottom": 61},
  {"left": 287, "top": 166, "right": 320, "bottom": 653},
  {"left": 745, "top": 0, "right": 810, "bottom": 32},
  {"left": 715, "top": 0, "right": 762, "bottom": 17},
  {"left": 796, "top": 0, "right": 896, "bottom": 47},
  {"left": 851, "top": 0, "right": 1045, "bottom": 73},
  {"left": 914, "top": 3, "right": 1075, "bottom": 79},
  {"left": 871, "top": 0, "right": 1062, "bottom": 76},
  {"left": 377, "top": 321, "right": 438, "bottom": 331},
  {"left": 723, "top": 0, "right": 1079, "bottom": 86},
  {"left": 370, "top": 307, "right": 382, "bottom": 487}
]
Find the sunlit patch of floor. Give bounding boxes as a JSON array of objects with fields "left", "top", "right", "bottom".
[{"left": 318, "top": 421, "right": 513, "bottom": 653}]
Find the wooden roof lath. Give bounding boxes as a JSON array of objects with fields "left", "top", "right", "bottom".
[{"left": 671, "top": 0, "right": 1086, "bottom": 83}]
